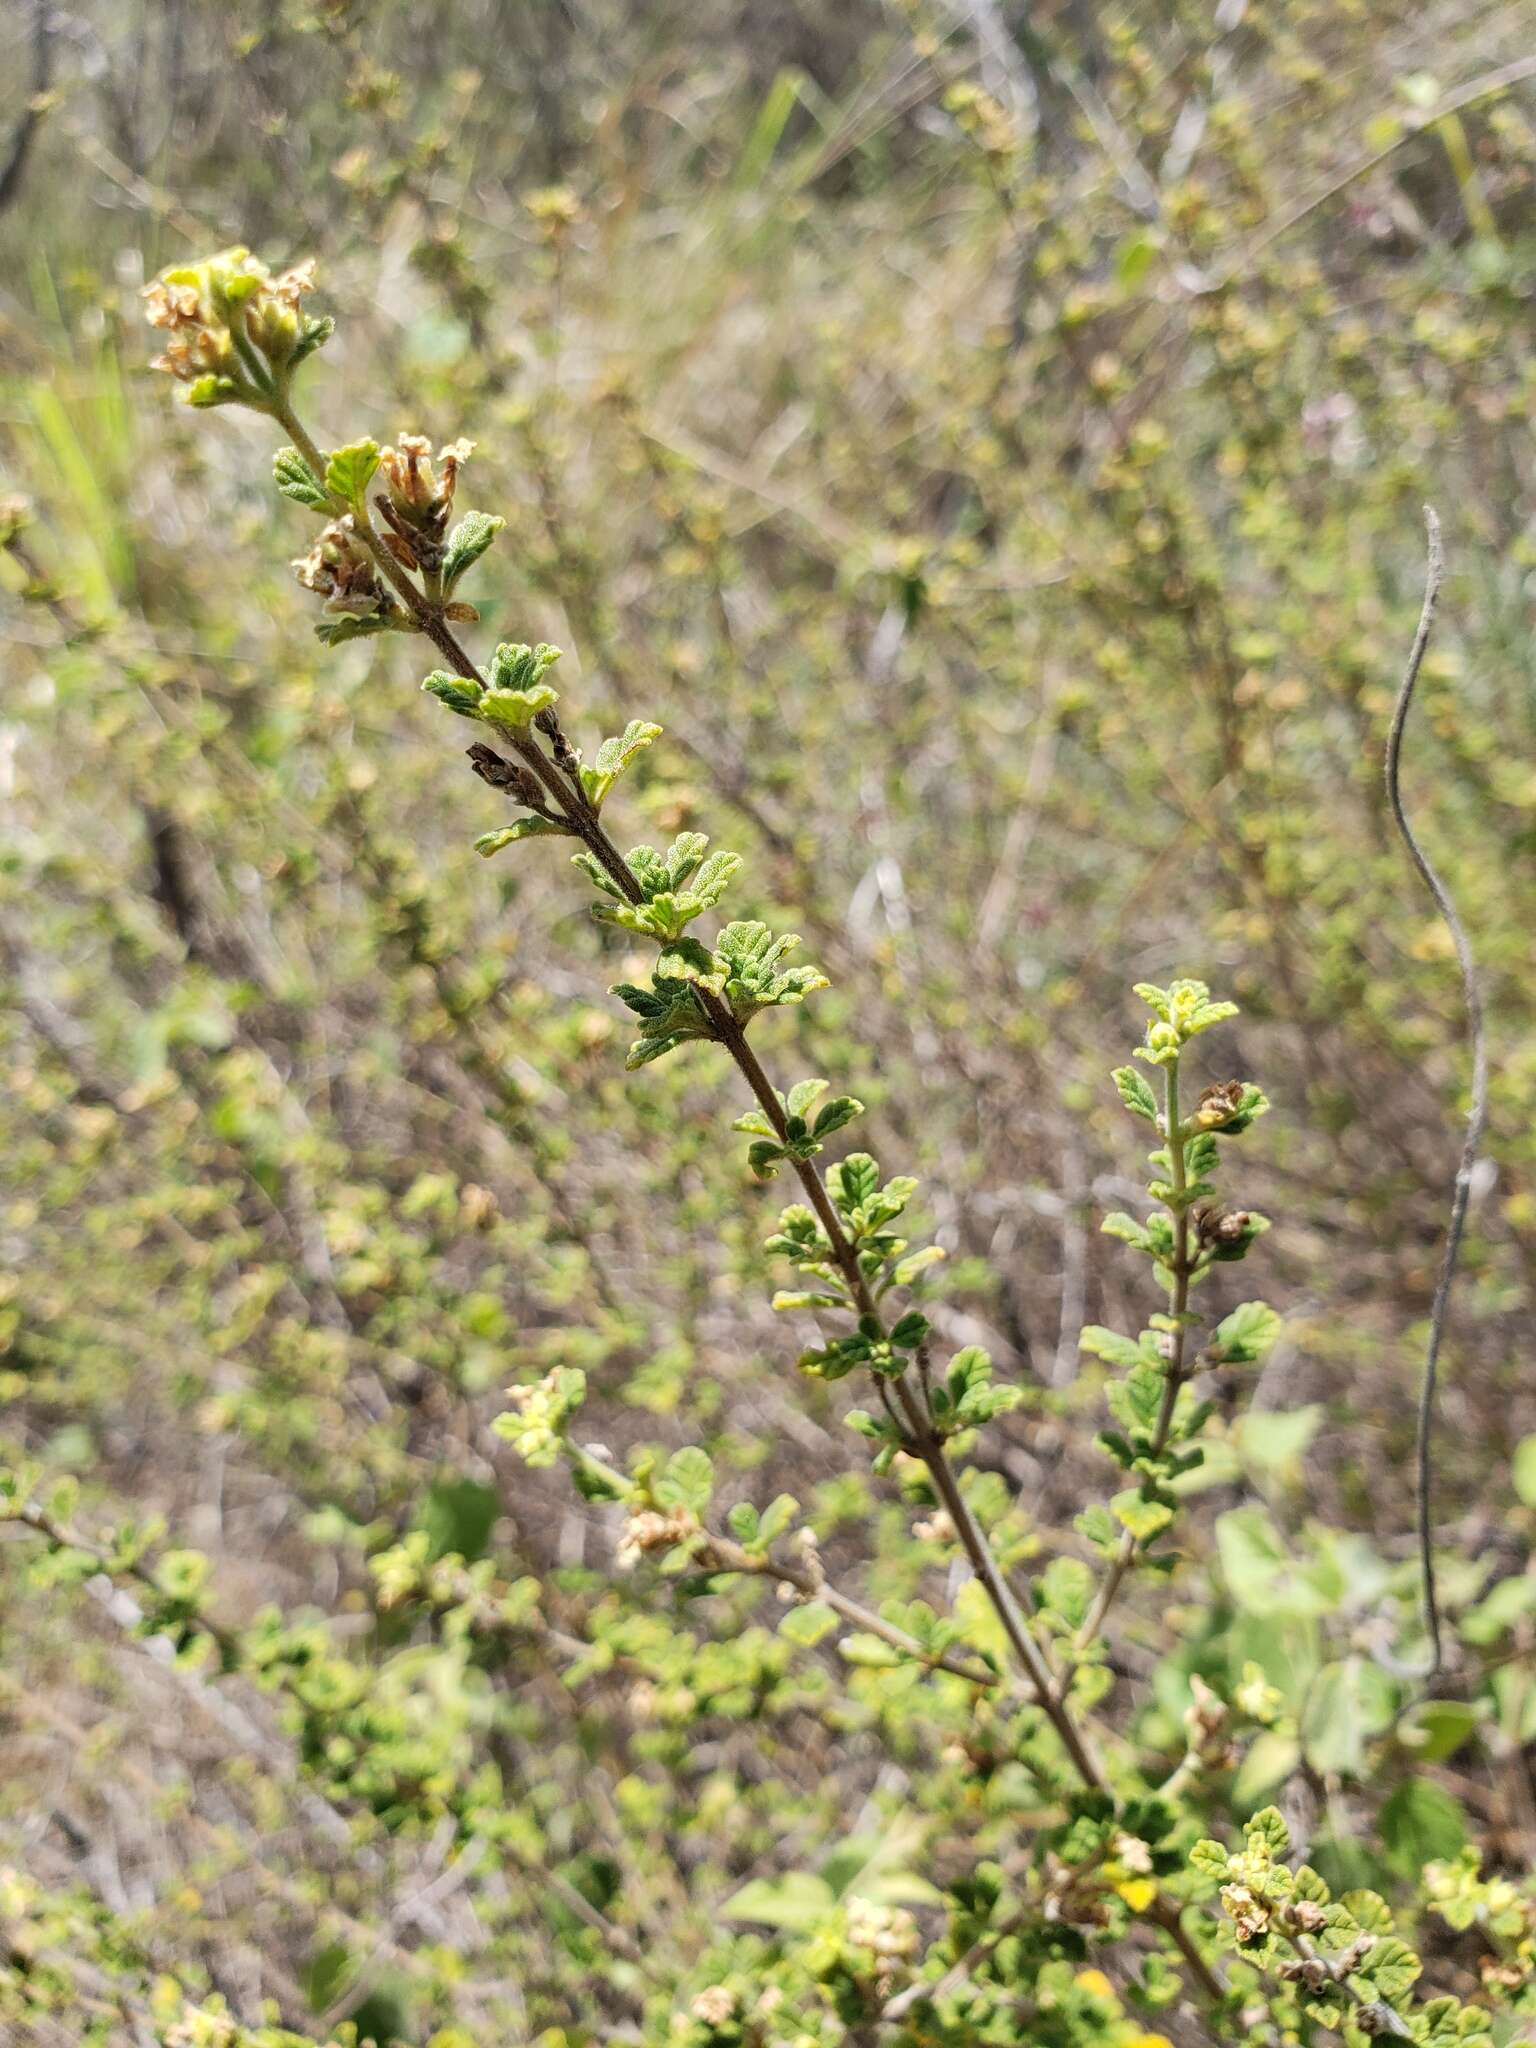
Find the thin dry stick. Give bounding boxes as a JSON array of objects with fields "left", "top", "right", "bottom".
[{"left": 1383, "top": 505, "right": 1488, "bottom": 1678}]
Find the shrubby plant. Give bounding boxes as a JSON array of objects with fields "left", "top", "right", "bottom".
[
  {"left": 4, "top": 18, "right": 1536, "bottom": 2036},
  {"left": 3, "top": 247, "right": 1527, "bottom": 2048}
]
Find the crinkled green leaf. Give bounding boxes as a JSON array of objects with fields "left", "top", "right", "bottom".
[
  {"left": 273, "top": 444, "right": 328, "bottom": 509},
  {"left": 475, "top": 818, "right": 569, "bottom": 855},
  {"left": 324, "top": 438, "right": 380, "bottom": 506},
  {"left": 441, "top": 510, "right": 504, "bottom": 591}
]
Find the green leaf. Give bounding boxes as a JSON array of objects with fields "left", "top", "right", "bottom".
[
  {"left": 1399, "top": 1699, "right": 1477, "bottom": 1764},
  {"left": 1184, "top": 1000, "right": 1239, "bottom": 1036},
  {"left": 654, "top": 936, "right": 721, "bottom": 984},
  {"left": 422, "top": 671, "right": 484, "bottom": 717},
  {"left": 779, "top": 1601, "right": 838, "bottom": 1647},
  {"left": 1112, "top": 1491, "right": 1173, "bottom": 1542},
  {"left": 830, "top": 1154, "right": 880, "bottom": 1215},
  {"left": 1231, "top": 1404, "right": 1320, "bottom": 1475},
  {"left": 580, "top": 719, "right": 663, "bottom": 809},
  {"left": 722, "top": 1871, "right": 836, "bottom": 1930},
  {"left": 1215, "top": 1506, "right": 1329, "bottom": 1618},
  {"left": 291, "top": 313, "right": 334, "bottom": 367},
  {"left": 416, "top": 1478, "right": 499, "bottom": 1563},
  {"left": 481, "top": 683, "right": 559, "bottom": 728},
  {"left": 1380, "top": 1778, "right": 1467, "bottom": 1876},
  {"left": 892, "top": 1244, "right": 945, "bottom": 1286},
  {"left": 1352, "top": 1935, "right": 1420, "bottom": 2001},
  {"left": 839, "top": 1633, "right": 904, "bottom": 1668},
  {"left": 475, "top": 819, "right": 569, "bottom": 855},
  {"left": 716, "top": 920, "right": 829, "bottom": 1017},
  {"left": 1100, "top": 1211, "right": 1152, "bottom": 1251},
  {"left": 273, "top": 445, "right": 329, "bottom": 509},
  {"left": 759, "top": 1494, "right": 797, "bottom": 1543},
  {"left": 1231, "top": 1731, "right": 1301, "bottom": 1809},
  {"left": 812, "top": 1095, "right": 864, "bottom": 1139},
  {"left": 488, "top": 640, "right": 562, "bottom": 699},
  {"left": 1079, "top": 1325, "right": 1145, "bottom": 1371},
  {"left": 315, "top": 613, "right": 391, "bottom": 647},
  {"left": 1242, "top": 1805, "right": 1290, "bottom": 1858},
  {"left": 1075, "top": 1503, "right": 1117, "bottom": 1551},
  {"left": 1112, "top": 1066, "right": 1159, "bottom": 1121},
  {"left": 1213, "top": 1300, "right": 1281, "bottom": 1366},
  {"left": 654, "top": 1446, "right": 713, "bottom": 1516},
  {"left": 187, "top": 373, "right": 240, "bottom": 408},
  {"left": 1189, "top": 1839, "right": 1231, "bottom": 1881},
  {"left": 441, "top": 510, "right": 504, "bottom": 591},
  {"left": 1301, "top": 1658, "right": 1396, "bottom": 1777},
  {"left": 1513, "top": 1432, "right": 1536, "bottom": 1508},
  {"left": 324, "top": 438, "right": 380, "bottom": 506},
  {"left": 1039, "top": 1555, "right": 1094, "bottom": 1629},
  {"left": 1339, "top": 1889, "right": 1395, "bottom": 1936}
]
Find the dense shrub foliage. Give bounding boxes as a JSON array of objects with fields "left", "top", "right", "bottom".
[{"left": 1, "top": 4, "right": 1534, "bottom": 2045}]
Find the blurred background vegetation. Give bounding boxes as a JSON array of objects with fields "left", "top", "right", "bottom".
[{"left": 2, "top": 1, "right": 1536, "bottom": 2042}]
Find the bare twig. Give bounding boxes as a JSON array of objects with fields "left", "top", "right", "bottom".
[
  {"left": 0, "top": 0, "right": 53, "bottom": 216},
  {"left": 1383, "top": 506, "right": 1488, "bottom": 1677}
]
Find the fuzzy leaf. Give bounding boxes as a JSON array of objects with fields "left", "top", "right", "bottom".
[
  {"left": 1213, "top": 1300, "right": 1281, "bottom": 1365},
  {"left": 324, "top": 438, "right": 380, "bottom": 506},
  {"left": 892, "top": 1244, "right": 945, "bottom": 1286},
  {"left": 1243, "top": 1806, "right": 1290, "bottom": 1858},
  {"left": 723, "top": 1872, "right": 836, "bottom": 1930},
  {"left": 654, "top": 1446, "right": 713, "bottom": 1515},
  {"left": 787, "top": 1078, "right": 828, "bottom": 1119},
  {"left": 779, "top": 1601, "right": 838, "bottom": 1647},
  {"left": 315, "top": 613, "right": 391, "bottom": 647},
  {"left": 1112, "top": 1066, "right": 1159, "bottom": 1121},
  {"left": 481, "top": 683, "right": 558, "bottom": 728},
  {"left": 581, "top": 719, "right": 663, "bottom": 808},
  {"left": 273, "top": 445, "right": 329, "bottom": 509},
  {"left": 488, "top": 641, "right": 562, "bottom": 696},
  {"left": 422, "top": 671, "right": 484, "bottom": 717},
  {"left": 812, "top": 1095, "right": 864, "bottom": 1139},
  {"left": 475, "top": 819, "right": 569, "bottom": 855},
  {"left": 1112, "top": 1490, "right": 1174, "bottom": 1542},
  {"left": 441, "top": 510, "right": 504, "bottom": 591},
  {"left": 839, "top": 1633, "right": 904, "bottom": 1669},
  {"left": 1100, "top": 1211, "right": 1154, "bottom": 1252},
  {"left": 1079, "top": 1325, "right": 1145, "bottom": 1371}
]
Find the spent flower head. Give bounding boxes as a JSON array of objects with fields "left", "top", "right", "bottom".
[
  {"left": 379, "top": 432, "right": 474, "bottom": 531},
  {"left": 290, "top": 515, "right": 391, "bottom": 619},
  {"left": 143, "top": 247, "right": 331, "bottom": 410}
]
